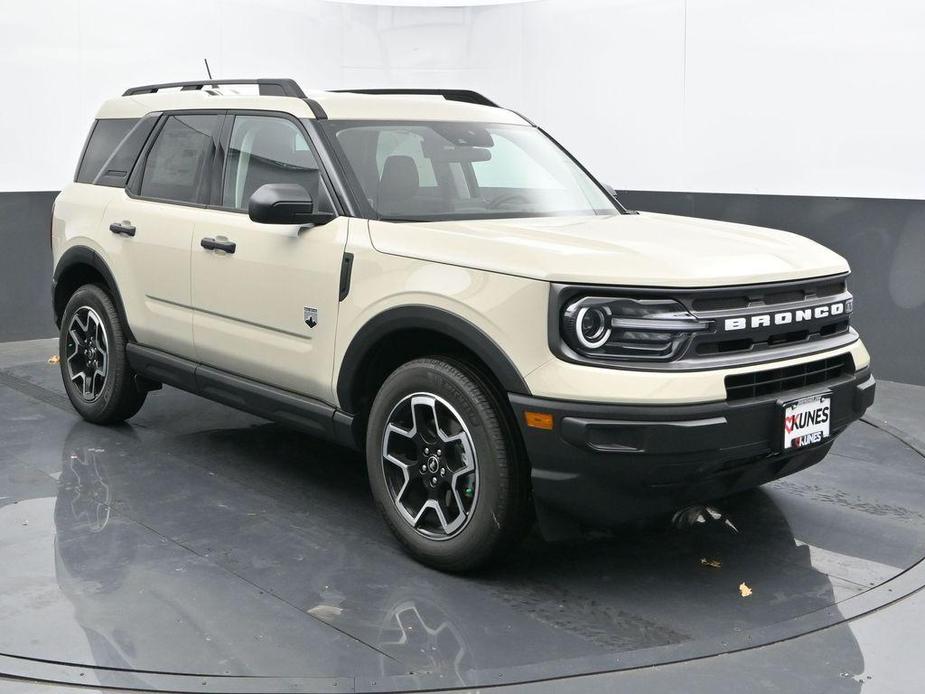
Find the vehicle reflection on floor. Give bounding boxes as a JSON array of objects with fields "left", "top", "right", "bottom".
[
  {"left": 49, "top": 423, "right": 398, "bottom": 683},
  {"left": 45, "top": 416, "right": 905, "bottom": 690}
]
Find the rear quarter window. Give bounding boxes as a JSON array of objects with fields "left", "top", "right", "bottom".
[{"left": 75, "top": 118, "right": 138, "bottom": 184}]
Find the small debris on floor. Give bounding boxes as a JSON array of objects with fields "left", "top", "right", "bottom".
[
  {"left": 739, "top": 582, "right": 753, "bottom": 597},
  {"left": 701, "top": 558, "right": 722, "bottom": 568},
  {"left": 48, "top": 354, "right": 60, "bottom": 365},
  {"left": 307, "top": 604, "right": 343, "bottom": 619}
]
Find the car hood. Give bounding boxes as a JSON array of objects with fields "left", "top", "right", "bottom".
[{"left": 368, "top": 212, "right": 849, "bottom": 287}]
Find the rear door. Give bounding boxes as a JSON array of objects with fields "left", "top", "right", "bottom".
[
  {"left": 190, "top": 112, "right": 348, "bottom": 403},
  {"left": 104, "top": 112, "right": 222, "bottom": 359}
]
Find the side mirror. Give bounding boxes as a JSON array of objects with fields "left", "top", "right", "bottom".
[{"left": 247, "top": 183, "right": 333, "bottom": 226}]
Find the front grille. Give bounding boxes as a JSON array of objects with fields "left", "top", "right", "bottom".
[
  {"left": 683, "top": 275, "right": 853, "bottom": 360},
  {"left": 725, "top": 354, "right": 854, "bottom": 401}
]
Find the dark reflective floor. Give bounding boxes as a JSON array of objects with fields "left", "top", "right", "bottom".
[{"left": 1, "top": 340, "right": 924, "bottom": 692}]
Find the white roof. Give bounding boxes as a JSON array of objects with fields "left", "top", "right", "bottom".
[{"left": 95, "top": 88, "right": 529, "bottom": 125}]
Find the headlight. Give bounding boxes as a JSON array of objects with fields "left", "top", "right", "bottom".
[
  {"left": 574, "top": 304, "right": 612, "bottom": 349},
  {"left": 562, "top": 296, "right": 710, "bottom": 361}
]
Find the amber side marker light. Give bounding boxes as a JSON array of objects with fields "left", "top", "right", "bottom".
[{"left": 524, "top": 411, "right": 554, "bottom": 430}]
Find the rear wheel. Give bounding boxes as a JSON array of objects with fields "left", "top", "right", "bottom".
[
  {"left": 366, "top": 357, "right": 531, "bottom": 571},
  {"left": 59, "top": 284, "right": 146, "bottom": 424}
]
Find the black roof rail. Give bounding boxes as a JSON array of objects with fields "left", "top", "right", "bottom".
[
  {"left": 123, "top": 78, "right": 306, "bottom": 98},
  {"left": 332, "top": 88, "right": 499, "bottom": 108}
]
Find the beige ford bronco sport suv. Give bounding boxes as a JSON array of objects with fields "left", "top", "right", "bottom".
[{"left": 52, "top": 78, "right": 875, "bottom": 570}]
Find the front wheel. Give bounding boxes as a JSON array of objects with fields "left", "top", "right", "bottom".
[
  {"left": 59, "top": 284, "right": 146, "bottom": 424},
  {"left": 366, "top": 358, "right": 531, "bottom": 571}
]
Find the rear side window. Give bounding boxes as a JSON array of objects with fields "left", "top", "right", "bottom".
[
  {"left": 139, "top": 114, "right": 219, "bottom": 204},
  {"left": 75, "top": 119, "right": 137, "bottom": 183}
]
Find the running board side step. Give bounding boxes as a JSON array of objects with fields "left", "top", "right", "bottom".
[{"left": 125, "top": 343, "right": 360, "bottom": 450}]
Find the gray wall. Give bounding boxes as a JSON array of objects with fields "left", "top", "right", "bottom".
[
  {"left": 619, "top": 191, "right": 925, "bottom": 386},
  {"left": 0, "top": 192, "right": 56, "bottom": 342},
  {"left": 1, "top": 191, "right": 921, "bottom": 386}
]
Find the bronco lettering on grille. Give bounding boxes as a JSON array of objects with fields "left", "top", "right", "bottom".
[{"left": 723, "top": 299, "right": 852, "bottom": 332}]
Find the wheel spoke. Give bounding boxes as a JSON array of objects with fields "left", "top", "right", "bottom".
[
  {"left": 68, "top": 329, "right": 85, "bottom": 357},
  {"left": 431, "top": 501, "right": 452, "bottom": 534},
  {"left": 410, "top": 395, "right": 439, "bottom": 441},
  {"left": 384, "top": 452, "right": 412, "bottom": 471},
  {"left": 92, "top": 365, "right": 105, "bottom": 399},
  {"left": 384, "top": 453, "right": 412, "bottom": 507},
  {"left": 434, "top": 408, "right": 466, "bottom": 446},
  {"left": 385, "top": 422, "right": 415, "bottom": 442},
  {"left": 74, "top": 310, "right": 90, "bottom": 334},
  {"left": 437, "top": 428, "right": 466, "bottom": 445},
  {"left": 410, "top": 501, "right": 432, "bottom": 528},
  {"left": 95, "top": 319, "right": 107, "bottom": 353}
]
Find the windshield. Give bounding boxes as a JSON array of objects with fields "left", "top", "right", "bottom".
[{"left": 320, "top": 120, "right": 619, "bottom": 221}]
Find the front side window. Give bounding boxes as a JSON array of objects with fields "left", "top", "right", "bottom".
[
  {"left": 222, "top": 115, "right": 328, "bottom": 211},
  {"left": 322, "top": 120, "right": 617, "bottom": 221},
  {"left": 139, "top": 114, "right": 219, "bottom": 203}
]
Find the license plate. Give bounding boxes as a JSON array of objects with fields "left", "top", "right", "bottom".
[{"left": 782, "top": 394, "right": 831, "bottom": 450}]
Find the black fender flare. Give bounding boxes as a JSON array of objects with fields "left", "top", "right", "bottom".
[
  {"left": 53, "top": 246, "right": 134, "bottom": 341},
  {"left": 336, "top": 305, "right": 531, "bottom": 413}
]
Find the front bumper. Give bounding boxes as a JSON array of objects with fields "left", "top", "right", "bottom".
[{"left": 509, "top": 367, "right": 875, "bottom": 530}]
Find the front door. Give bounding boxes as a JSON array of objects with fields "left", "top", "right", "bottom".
[{"left": 190, "top": 113, "right": 348, "bottom": 403}]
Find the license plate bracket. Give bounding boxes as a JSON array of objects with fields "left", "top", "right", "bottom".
[{"left": 780, "top": 392, "right": 832, "bottom": 451}]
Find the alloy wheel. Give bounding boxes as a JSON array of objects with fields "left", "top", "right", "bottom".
[
  {"left": 381, "top": 393, "right": 479, "bottom": 539},
  {"left": 65, "top": 306, "right": 109, "bottom": 402}
]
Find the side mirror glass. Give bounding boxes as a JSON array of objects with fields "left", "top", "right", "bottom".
[{"left": 247, "top": 183, "right": 334, "bottom": 226}]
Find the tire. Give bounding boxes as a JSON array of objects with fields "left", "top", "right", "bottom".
[
  {"left": 366, "top": 357, "right": 531, "bottom": 571},
  {"left": 59, "top": 284, "right": 146, "bottom": 424}
]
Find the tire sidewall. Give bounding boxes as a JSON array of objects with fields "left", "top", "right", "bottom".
[{"left": 366, "top": 360, "right": 511, "bottom": 569}]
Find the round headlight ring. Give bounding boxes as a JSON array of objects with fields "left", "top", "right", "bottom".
[{"left": 575, "top": 305, "right": 612, "bottom": 349}]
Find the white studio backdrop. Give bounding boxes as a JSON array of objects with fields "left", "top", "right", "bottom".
[{"left": 1, "top": 0, "right": 924, "bottom": 199}]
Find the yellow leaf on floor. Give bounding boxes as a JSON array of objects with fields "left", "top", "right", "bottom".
[
  {"left": 701, "top": 558, "right": 722, "bottom": 568},
  {"left": 48, "top": 355, "right": 60, "bottom": 365},
  {"left": 739, "top": 582, "right": 753, "bottom": 597}
]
